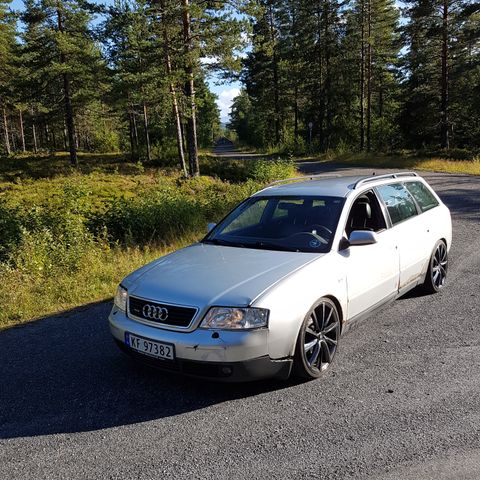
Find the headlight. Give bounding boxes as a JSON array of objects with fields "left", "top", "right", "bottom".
[
  {"left": 200, "top": 307, "right": 269, "bottom": 330},
  {"left": 114, "top": 285, "right": 128, "bottom": 311}
]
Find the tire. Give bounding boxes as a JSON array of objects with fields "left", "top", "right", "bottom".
[
  {"left": 293, "top": 298, "right": 341, "bottom": 380},
  {"left": 423, "top": 240, "right": 448, "bottom": 293}
]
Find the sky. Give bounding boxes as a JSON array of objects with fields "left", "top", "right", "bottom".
[{"left": 9, "top": 0, "right": 240, "bottom": 123}]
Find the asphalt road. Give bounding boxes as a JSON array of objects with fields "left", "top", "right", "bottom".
[{"left": 1, "top": 164, "right": 480, "bottom": 479}]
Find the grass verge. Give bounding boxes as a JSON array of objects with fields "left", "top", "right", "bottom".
[
  {"left": 316, "top": 152, "right": 480, "bottom": 175},
  {"left": 0, "top": 155, "right": 296, "bottom": 329}
]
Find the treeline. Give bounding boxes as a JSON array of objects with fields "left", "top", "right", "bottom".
[
  {"left": 229, "top": 0, "right": 480, "bottom": 153},
  {"left": 1, "top": 1, "right": 479, "bottom": 172},
  {"left": 0, "top": 0, "right": 248, "bottom": 175}
]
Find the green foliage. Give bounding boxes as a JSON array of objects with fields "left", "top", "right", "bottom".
[
  {"left": 228, "top": 0, "right": 479, "bottom": 153},
  {"left": 246, "top": 159, "right": 296, "bottom": 183},
  {"left": 0, "top": 157, "right": 295, "bottom": 291},
  {"left": 0, "top": 200, "right": 22, "bottom": 262}
]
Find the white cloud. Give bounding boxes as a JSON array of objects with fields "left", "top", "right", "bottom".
[
  {"left": 217, "top": 87, "right": 240, "bottom": 123},
  {"left": 200, "top": 56, "right": 218, "bottom": 65}
]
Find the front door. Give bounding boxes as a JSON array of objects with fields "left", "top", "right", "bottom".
[{"left": 340, "top": 191, "right": 400, "bottom": 320}]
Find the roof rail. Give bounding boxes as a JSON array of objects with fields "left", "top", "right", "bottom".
[
  {"left": 353, "top": 171, "right": 418, "bottom": 189},
  {"left": 266, "top": 173, "right": 342, "bottom": 188}
]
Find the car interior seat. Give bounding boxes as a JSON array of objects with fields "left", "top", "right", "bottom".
[{"left": 347, "top": 199, "right": 373, "bottom": 235}]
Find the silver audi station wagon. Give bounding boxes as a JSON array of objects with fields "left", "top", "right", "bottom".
[{"left": 109, "top": 172, "right": 452, "bottom": 381}]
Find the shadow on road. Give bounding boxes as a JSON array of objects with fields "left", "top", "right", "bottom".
[{"left": 0, "top": 302, "right": 297, "bottom": 439}]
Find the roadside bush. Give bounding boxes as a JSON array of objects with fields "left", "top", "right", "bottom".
[
  {"left": 246, "top": 159, "right": 296, "bottom": 183},
  {"left": 0, "top": 160, "right": 299, "bottom": 327},
  {"left": 91, "top": 189, "right": 203, "bottom": 245},
  {"left": 0, "top": 200, "right": 22, "bottom": 263},
  {"left": 12, "top": 223, "right": 97, "bottom": 275},
  {"left": 4, "top": 181, "right": 99, "bottom": 275},
  {"left": 199, "top": 157, "right": 250, "bottom": 182}
]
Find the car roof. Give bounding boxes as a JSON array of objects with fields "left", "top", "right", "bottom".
[{"left": 253, "top": 172, "right": 420, "bottom": 198}]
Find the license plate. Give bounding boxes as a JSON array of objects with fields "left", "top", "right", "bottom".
[{"left": 125, "top": 332, "right": 175, "bottom": 360}]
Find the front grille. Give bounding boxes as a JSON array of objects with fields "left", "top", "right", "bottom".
[{"left": 128, "top": 296, "right": 197, "bottom": 328}]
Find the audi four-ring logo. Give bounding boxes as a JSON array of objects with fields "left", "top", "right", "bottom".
[{"left": 142, "top": 304, "right": 169, "bottom": 321}]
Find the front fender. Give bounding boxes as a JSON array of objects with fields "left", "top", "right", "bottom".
[{"left": 252, "top": 253, "right": 347, "bottom": 359}]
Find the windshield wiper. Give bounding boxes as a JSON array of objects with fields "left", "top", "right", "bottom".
[
  {"left": 248, "top": 241, "right": 298, "bottom": 252},
  {"left": 202, "top": 238, "right": 246, "bottom": 248}
]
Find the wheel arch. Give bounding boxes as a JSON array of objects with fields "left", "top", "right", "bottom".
[
  {"left": 324, "top": 295, "right": 345, "bottom": 332},
  {"left": 290, "top": 294, "right": 344, "bottom": 355}
]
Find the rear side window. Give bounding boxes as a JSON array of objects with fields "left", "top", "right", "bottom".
[
  {"left": 376, "top": 183, "right": 418, "bottom": 225},
  {"left": 405, "top": 181, "right": 439, "bottom": 213}
]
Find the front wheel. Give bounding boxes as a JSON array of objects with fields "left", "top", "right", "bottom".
[
  {"left": 423, "top": 240, "right": 448, "bottom": 293},
  {"left": 293, "top": 298, "right": 341, "bottom": 380}
]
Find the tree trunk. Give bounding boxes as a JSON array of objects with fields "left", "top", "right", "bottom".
[
  {"left": 142, "top": 102, "right": 151, "bottom": 162},
  {"left": 132, "top": 109, "right": 139, "bottom": 154},
  {"left": 359, "top": 1, "right": 366, "bottom": 151},
  {"left": 2, "top": 107, "right": 11, "bottom": 155},
  {"left": 378, "top": 77, "right": 384, "bottom": 118},
  {"left": 56, "top": 3, "right": 78, "bottom": 166},
  {"left": 32, "top": 120, "right": 38, "bottom": 153},
  {"left": 18, "top": 109, "right": 26, "bottom": 152},
  {"left": 182, "top": 0, "right": 200, "bottom": 177},
  {"left": 366, "top": 0, "right": 372, "bottom": 152},
  {"left": 316, "top": 2, "right": 324, "bottom": 149},
  {"left": 159, "top": 0, "right": 187, "bottom": 176},
  {"left": 128, "top": 111, "right": 136, "bottom": 161},
  {"left": 324, "top": 0, "right": 331, "bottom": 149},
  {"left": 440, "top": 0, "right": 449, "bottom": 149},
  {"left": 11, "top": 130, "right": 16, "bottom": 152},
  {"left": 294, "top": 84, "right": 299, "bottom": 147},
  {"left": 292, "top": 7, "right": 299, "bottom": 148},
  {"left": 268, "top": 4, "right": 281, "bottom": 145},
  {"left": 63, "top": 123, "right": 68, "bottom": 150}
]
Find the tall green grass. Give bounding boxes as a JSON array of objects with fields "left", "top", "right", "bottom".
[{"left": 0, "top": 158, "right": 296, "bottom": 328}]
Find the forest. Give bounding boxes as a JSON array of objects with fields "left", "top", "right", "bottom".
[
  {"left": 0, "top": 0, "right": 479, "bottom": 176},
  {"left": 231, "top": 0, "right": 480, "bottom": 155},
  {"left": 0, "top": 0, "right": 479, "bottom": 326}
]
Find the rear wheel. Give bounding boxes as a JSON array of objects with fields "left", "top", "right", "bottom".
[
  {"left": 423, "top": 240, "right": 448, "bottom": 293},
  {"left": 293, "top": 298, "right": 340, "bottom": 380}
]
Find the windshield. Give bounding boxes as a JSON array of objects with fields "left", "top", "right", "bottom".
[{"left": 203, "top": 195, "right": 344, "bottom": 253}]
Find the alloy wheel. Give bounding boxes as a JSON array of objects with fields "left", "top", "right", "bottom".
[
  {"left": 432, "top": 241, "right": 448, "bottom": 289},
  {"left": 303, "top": 300, "right": 340, "bottom": 372}
]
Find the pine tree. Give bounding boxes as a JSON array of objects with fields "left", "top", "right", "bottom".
[
  {"left": 401, "top": 0, "right": 479, "bottom": 149},
  {"left": 19, "top": 0, "right": 108, "bottom": 164},
  {"left": 0, "top": 0, "right": 16, "bottom": 155}
]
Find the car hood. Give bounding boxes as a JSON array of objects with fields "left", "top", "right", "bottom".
[{"left": 124, "top": 243, "right": 321, "bottom": 308}]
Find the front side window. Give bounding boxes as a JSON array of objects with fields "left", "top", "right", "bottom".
[
  {"left": 345, "top": 190, "right": 387, "bottom": 236},
  {"left": 376, "top": 183, "right": 418, "bottom": 225},
  {"left": 405, "top": 181, "right": 439, "bottom": 213},
  {"left": 204, "top": 196, "right": 345, "bottom": 253}
]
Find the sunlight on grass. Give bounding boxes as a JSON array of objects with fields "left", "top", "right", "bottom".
[
  {"left": 308, "top": 152, "right": 480, "bottom": 175},
  {"left": 0, "top": 154, "right": 296, "bottom": 329},
  {"left": 0, "top": 235, "right": 201, "bottom": 330}
]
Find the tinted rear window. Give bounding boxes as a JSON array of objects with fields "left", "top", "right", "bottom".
[
  {"left": 377, "top": 183, "right": 418, "bottom": 225},
  {"left": 405, "top": 181, "right": 439, "bottom": 213}
]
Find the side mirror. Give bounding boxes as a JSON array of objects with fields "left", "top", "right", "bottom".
[
  {"left": 207, "top": 222, "right": 217, "bottom": 233},
  {"left": 348, "top": 230, "right": 378, "bottom": 246}
]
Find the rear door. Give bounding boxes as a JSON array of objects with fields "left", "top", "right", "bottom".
[{"left": 376, "top": 183, "right": 426, "bottom": 290}]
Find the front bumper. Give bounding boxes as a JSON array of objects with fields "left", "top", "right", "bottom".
[{"left": 109, "top": 307, "right": 292, "bottom": 381}]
